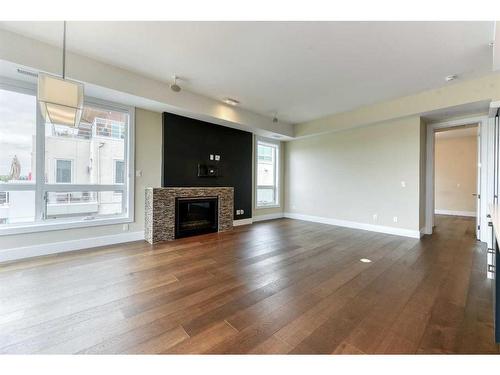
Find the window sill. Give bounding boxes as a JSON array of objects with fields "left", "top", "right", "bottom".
[
  {"left": 0, "top": 216, "right": 133, "bottom": 236},
  {"left": 255, "top": 204, "right": 281, "bottom": 210}
]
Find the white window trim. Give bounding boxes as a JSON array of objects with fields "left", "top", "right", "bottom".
[
  {"left": 255, "top": 137, "right": 281, "bottom": 209},
  {"left": 0, "top": 77, "right": 135, "bottom": 236},
  {"left": 55, "top": 158, "right": 74, "bottom": 184}
]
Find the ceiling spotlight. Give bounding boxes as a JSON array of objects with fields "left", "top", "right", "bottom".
[
  {"left": 170, "top": 75, "right": 181, "bottom": 92},
  {"left": 445, "top": 74, "right": 458, "bottom": 82},
  {"left": 223, "top": 98, "right": 240, "bottom": 106},
  {"left": 360, "top": 258, "right": 372, "bottom": 263}
]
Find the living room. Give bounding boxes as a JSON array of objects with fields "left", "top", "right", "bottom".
[{"left": 1, "top": 1, "right": 500, "bottom": 373}]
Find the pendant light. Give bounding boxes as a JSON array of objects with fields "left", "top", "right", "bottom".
[{"left": 38, "top": 21, "right": 84, "bottom": 127}]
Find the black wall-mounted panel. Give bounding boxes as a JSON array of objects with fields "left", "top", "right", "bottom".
[{"left": 162, "top": 112, "right": 252, "bottom": 220}]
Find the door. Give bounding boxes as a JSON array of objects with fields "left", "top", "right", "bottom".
[{"left": 476, "top": 129, "right": 481, "bottom": 240}]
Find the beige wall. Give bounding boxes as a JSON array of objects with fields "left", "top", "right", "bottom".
[
  {"left": 419, "top": 118, "right": 427, "bottom": 228},
  {"left": 435, "top": 133, "right": 477, "bottom": 214},
  {"left": 285, "top": 116, "right": 423, "bottom": 231},
  {"left": 0, "top": 108, "right": 162, "bottom": 250}
]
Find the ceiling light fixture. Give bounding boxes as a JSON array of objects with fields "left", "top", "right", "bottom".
[
  {"left": 170, "top": 75, "right": 181, "bottom": 92},
  {"left": 38, "top": 21, "right": 84, "bottom": 128},
  {"left": 360, "top": 258, "right": 372, "bottom": 263},
  {"left": 445, "top": 74, "right": 458, "bottom": 82},
  {"left": 223, "top": 98, "right": 240, "bottom": 106}
]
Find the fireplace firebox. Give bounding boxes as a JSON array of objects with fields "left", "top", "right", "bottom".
[{"left": 175, "top": 197, "right": 219, "bottom": 238}]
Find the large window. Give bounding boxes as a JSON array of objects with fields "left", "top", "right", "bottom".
[
  {"left": 0, "top": 79, "right": 134, "bottom": 234},
  {"left": 256, "top": 139, "right": 280, "bottom": 208}
]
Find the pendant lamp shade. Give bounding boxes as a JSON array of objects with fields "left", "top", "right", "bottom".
[{"left": 38, "top": 73, "right": 84, "bottom": 127}]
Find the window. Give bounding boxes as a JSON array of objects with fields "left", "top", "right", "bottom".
[
  {"left": 0, "top": 78, "right": 134, "bottom": 235},
  {"left": 0, "top": 87, "right": 36, "bottom": 186},
  {"left": 114, "top": 160, "right": 125, "bottom": 184},
  {"left": 56, "top": 160, "right": 72, "bottom": 183},
  {"left": 256, "top": 139, "right": 280, "bottom": 208}
]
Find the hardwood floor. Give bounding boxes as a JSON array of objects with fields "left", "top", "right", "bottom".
[{"left": 0, "top": 215, "right": 499, "bottom": 354}]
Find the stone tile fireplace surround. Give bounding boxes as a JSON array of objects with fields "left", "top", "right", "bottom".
[{"left": 145, "top": 187, "right": 234, "bottom": 244}]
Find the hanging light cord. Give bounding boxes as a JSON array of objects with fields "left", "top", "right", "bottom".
[{"left": 62, "top": 21, "right": 66, "bottom": 79}]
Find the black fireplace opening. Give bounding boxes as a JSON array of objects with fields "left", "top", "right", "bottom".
[{"left": 175, "top": 197, "right": 219, "bottom": 238}]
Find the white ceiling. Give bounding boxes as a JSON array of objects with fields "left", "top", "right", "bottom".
[{"left": 0, "top": 21, "right": 495, "bottom": 124}]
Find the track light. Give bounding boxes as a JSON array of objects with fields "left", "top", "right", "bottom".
[{"left": 170, "top": 75, "right": 181, "bottom": 92}]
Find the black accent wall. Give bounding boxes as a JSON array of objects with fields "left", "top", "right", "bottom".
[{"left": 162, "top": 112, "right": 253, "bottom": 220}]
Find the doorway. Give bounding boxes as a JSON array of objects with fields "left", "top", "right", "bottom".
[
  {"left": 425, "top": 116, "right": 489, "bottom": 241},
  {"left": 434, "top": 124, "right": 479, "bottom": 237}
]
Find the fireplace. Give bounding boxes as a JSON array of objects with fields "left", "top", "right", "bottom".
[{"left": 175, "top": 196, "right": 219, "bottom": 238}]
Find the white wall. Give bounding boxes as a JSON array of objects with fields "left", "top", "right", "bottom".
[{"left": 285, "top": 116, "right": 423, "bottom": 234}]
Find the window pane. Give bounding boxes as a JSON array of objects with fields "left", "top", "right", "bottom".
[
  {"left": 114, "top": 160, "right": 124, "bottom": 184},
  {"left": 45, "top": 104, "right": 128, "bottom": 185},
  {"left": 257, "top": 145, "right": 275, "bottom": 186},
  {"left": 257, "top": 145, "right": 273, "bottom": 162},
  {"left": 256, "top": 142, "right": 278, "bottom": 207},
  {"left": 0, "top": 190, "right": 36, "bottom": 225},
  {"left": 45, "top": 191, "right": 123, "bottom": 219},
  {"left": 257, "top": 187, "right": 275, "bottom": 206},
  {"left": 0, "top": 89, "right": 36, "bottom": 184}
]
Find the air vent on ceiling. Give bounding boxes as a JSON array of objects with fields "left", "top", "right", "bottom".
[{"left": 16, "top": 68, "right": 39, "bottom": 78}]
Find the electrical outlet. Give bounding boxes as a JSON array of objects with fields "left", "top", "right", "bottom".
[
  {"left": 373, "top": 214, "right": 378, "bottom": 221},
  {"left": 122, "top": 224, "right": 129, "bottom": 231},
  {"left": 393, "top": 216, "right": 398, "bottom": 223},
  {"left": 135, "top": 170, "right": 143, "bottom": 177},
  {"left": 215, "top": 155, "right": 221, "bottom": 161},
  {"left": 209, "top": 154, "right": 214, "bottom": 160},
  {"left": 240, "top": 209, "right": 244, "bottom": 215},
  {"left": 401, "top": 181, "right": 406, "bottom": 188}
]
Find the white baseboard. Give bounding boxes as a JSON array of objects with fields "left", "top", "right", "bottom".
[
  {"left": 252, "top": 212, "right": 284, "bottom": 222},
  {"left": 435, "top": 209, "right": 476, "bottom": 217},
  {"left": 283, "top": 212, "right": 421, "bottom": 239},
  {"left": 233, "top": 218, "right": 253, "bottom": 226},
  {"left": 0, "top": 231, "right": 145, "bottom": 263}
]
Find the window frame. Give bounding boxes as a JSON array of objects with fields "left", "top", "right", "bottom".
[
  {"left": 255, "top": 137, "right": 280, "bottom": 209},
  {"left": 0, "top": 77, "right": 135, "bottom": 236}
]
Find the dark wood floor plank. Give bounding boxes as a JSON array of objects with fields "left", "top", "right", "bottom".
[{"left": 0, "top": 215, "right": 497, "bottom": 354}]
